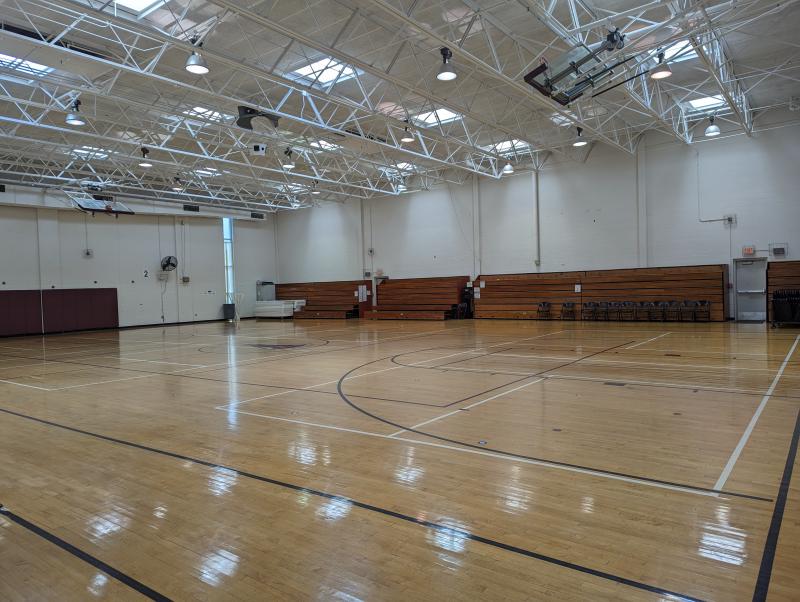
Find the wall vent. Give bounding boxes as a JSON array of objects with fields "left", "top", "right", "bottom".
[
  {"left": 183, "top": 204, "right": 200, "bottom": 212},
  {"left": 250, "top": 212, "right": 265, "bottom": 220}
]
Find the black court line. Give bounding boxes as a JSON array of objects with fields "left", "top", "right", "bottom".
[
  {"left": 0, "top": 407, "right": 704, "bottom": 602},
  {"left": 338, "top": 348, "right": 774, "bottom": 503},
  {"left": 752, "top": 408, "right": 800, "bottom": 601},
  {"left": 0, "top": 505, "right": 171, "bottom": 601}
]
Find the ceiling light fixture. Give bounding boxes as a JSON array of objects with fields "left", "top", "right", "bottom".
[
  {"left": 282, "top": 148, "right": 295, "bottom": 170},
  {"left": 704, "top": 115, "right": 720, "bottom": 137},
  {"left": 185, "top": 51, "right": 209, "bottom": 75},
  {"left": 572, "top": 127, "right": 588, "bottom": 147},
  {"left": 400, "top": 122, "right": 415, "bottom": 143},
  {"left": 311, "top": 180, "right": 321, "bottom": 195},
  {"left": 138, "top": 147, "right": 152, "bottom": 168},
  {"left": 650, "top": 52, "right": 673, "bottom": 80},
  {"left": 502, "top": 162, "right": 514, "bottom": 175},
  {"left": 437, "top": 47, "right": 457, "bottom": 82},
  {"left": 171, "top": 177, "right": 183, "bottom": 191},
  {"left": 65, "top": 99, "right": 85, "bottom": 126}
]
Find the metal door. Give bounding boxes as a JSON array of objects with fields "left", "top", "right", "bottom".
[{"left": 733, "top": 257, "right": 767, "bottom": 321}]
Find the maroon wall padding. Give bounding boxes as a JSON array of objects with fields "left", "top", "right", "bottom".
[
  {"left": 41, "top": 288, "right": 119, "bottom": 333},
  {"left": 0, "top": 290, "right": 43, "bottom": 336}
]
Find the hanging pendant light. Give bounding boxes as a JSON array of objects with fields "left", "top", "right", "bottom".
[
  {"left": 400, "top": 126, "right": 415, "bottom": 143},
  {"left": 650, "top": 52, "right": 672, "bottom": 80},
  {"left": 572, "top": 127, "right": 588, "bottom": 147},
  {"left": 502, "top": 162, "right": 514, "bottom": 175},
  {"left": 138, "top": 147, "right": 152, "bottom": 168},
  {"left": 65, "top": 99, "right": 85, "bottom": 126},
  {"left": 704, "top": 115, "right": 721, "bottom": 137},
  {"left": 171, "top": 177, "right": 183, "bottom": 191},
  {"left": 282, "top": 148, "right": 295, "bottom": 169},
  {"left": 185, "top": 51, "right": 209, "bottom": 75},
  {"left": 437, "top": 47, "right": 457, "bottom": 82}
]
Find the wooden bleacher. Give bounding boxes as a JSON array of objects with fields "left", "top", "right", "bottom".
[
  {"left": 474, "top": 264, "right": 729, "bottom": 321},
  {"left": 276, "top": 280, "right": 368, "bottom": 319},
  {"left": 365, "top": 276, "right": 469, "bottom": 320},
  {"left": 767, "top": 260, "right": 800, "bottom": 322}
]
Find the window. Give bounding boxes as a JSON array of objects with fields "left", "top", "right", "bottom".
[
  {"left": 290, "top": 58, "right": 357, "bottom": 87},
  {"left": 222, "top": 218, "right": 235, "bottom": 303},
  {"left": 410, "top": 108, "right": 462, "bottom": 127}
]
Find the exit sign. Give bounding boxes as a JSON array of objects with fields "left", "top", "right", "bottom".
[{"left": 742, "top": 245, "right": 756, "bottom": 257}]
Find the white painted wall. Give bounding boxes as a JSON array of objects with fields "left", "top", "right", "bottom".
[
  {"left": 0, "top": 203, "right": 277, "bottom": 327},
  {"left": 275, "top": 199, "right": 362, "bottom": 282},
  {"left": 273, "top": 124, "right": 800, "bottom": 305}
]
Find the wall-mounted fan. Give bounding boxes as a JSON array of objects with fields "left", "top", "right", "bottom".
[{"left": 161, "top": 256, "right": 178, "bottom": 271}]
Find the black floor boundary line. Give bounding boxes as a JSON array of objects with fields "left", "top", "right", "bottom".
[
  {"left": 0, "top": 505, "right": 171, "bottom": 601},
  {"left": 338, "top": 351, "right": 774, "bottom": 503},
  {"left": 752, "top": 408, "right": 800, "bottom": 601},
  {"left": 0, "top": 406, "right": 704, "bottom": 602},
  {"left": 389, "top": 359, "right": 800, "bottom": 402}
]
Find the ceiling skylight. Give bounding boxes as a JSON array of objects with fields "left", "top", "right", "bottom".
[
  {"left": 395, "top": 162, "right": 415, "bottom": 172},
  {"left": 0, "top": 53, "right": 52, "bottom": 78},
  {"left": 72, "top": 146, "right": 111, "bottom": 160},
  {"left": 291, "top": 58, "right": 357, "bottom": 86},
  {"left": 181, "top": 106, "right": 232, "bottom": 123},
  {"left": 411, "top": 108, "right": 462, "bottom": 127},
  {"left": 484, "top": 139, "right": 531, "bottom": 156},
  {"left": 310, "top": 140, "right": 341, "bottom": 152},
  {"left": 194, "top": 167, "right": 220, "bottom": 177},
  {"left": 687, "top": 95, "right": 726, "bottom": 111},
  {"left": 113, "top": 0, "right": 163, "bottom": 11},
  {"left": 659, "top": 39, "right": 697, "bottom": 63}
]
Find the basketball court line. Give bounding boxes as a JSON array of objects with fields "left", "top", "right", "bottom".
[
  {"left": 625, "top": 332, "right": 671, "bottom": 349},
  {"left": 388, "top": 378, "right": 546, "bottom": 437},
  {"left": 0, "top": 406, "right": 705, "bottom": 602},
  {"left": 221, "top": 404, "right": 768, "bottom": 501},
  {"left": 714, "top": 334, "right": 800, "bottom": 491},
  {"left": 215, "top": 331, "right": 565, "bottom": 409}
]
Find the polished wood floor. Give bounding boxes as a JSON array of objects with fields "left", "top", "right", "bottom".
[{"left": 0, "top": 319, "right": 799, "bottom": 601}]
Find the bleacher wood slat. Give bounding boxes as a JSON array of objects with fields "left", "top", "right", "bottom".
[
  {"left": 767, "top": 260, "right": 800, "bottom": 322},
  {"left": 366, "top": 276, "right": 469, "bottom": 320},
  {"left": 276, "top": 280, "right": 368, "bottom": 319},
  {"left": 474, "top": 265, "right": 728, "bottom": 321}
]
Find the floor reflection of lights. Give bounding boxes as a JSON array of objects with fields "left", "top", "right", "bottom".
[
  {"left": 426, "top": 518, "right": 471, "bottom": 571},
  {"left": 87, "top": 573, "right": 108, "bottom": 597},
  {"left": 207, "top": 466, "right": 238, "bottom": 497},
  {"left": 86, "top": 510, "right": 130, "bottom": 543},
  {"left": 316, "top": 497, "right": 352, "bottom": 521},
  {"left": 198, "top": 548, "right": 240, "bottom": 587},
  {"left": 698, "top": 506, "right": 747, "bottom": 566},
  {"left": 394, "top": 449, "right": 425, "bottom": 485}
]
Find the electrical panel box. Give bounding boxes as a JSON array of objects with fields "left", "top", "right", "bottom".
[
  {"left": 157, "top": 271, "right": 170, "bottom": 281},
  {"left": 741, "top": 245, "right": 756, "bottom": 257}
]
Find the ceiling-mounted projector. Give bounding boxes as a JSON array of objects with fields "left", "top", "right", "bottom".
[{"left": 524, "top": 29, "right": 625, "bottom": 106}]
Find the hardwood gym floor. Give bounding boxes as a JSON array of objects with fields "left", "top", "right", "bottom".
[{"left": 0, "top": 319, "right": 798, "bottom": 601}]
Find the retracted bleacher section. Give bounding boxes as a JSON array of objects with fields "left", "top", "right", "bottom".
[
  {"left": 472, "top": 273, "right": 579, "bottom": 319},
  {"left": 474, "top": 264, "right": 728, "bottom": 321},
  {"left": 365, "top": 276, "right": 469, "bottom": 320},
  {"left": 767, "top": 260, "right": 800, "bottom": 324},
  {"left": 275, "top": 280, "right": 368, "bottom": 319}
]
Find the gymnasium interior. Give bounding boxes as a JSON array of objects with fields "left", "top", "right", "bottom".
[{"left": 0, "top": 0, "right": 799, "bottom": 599}]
